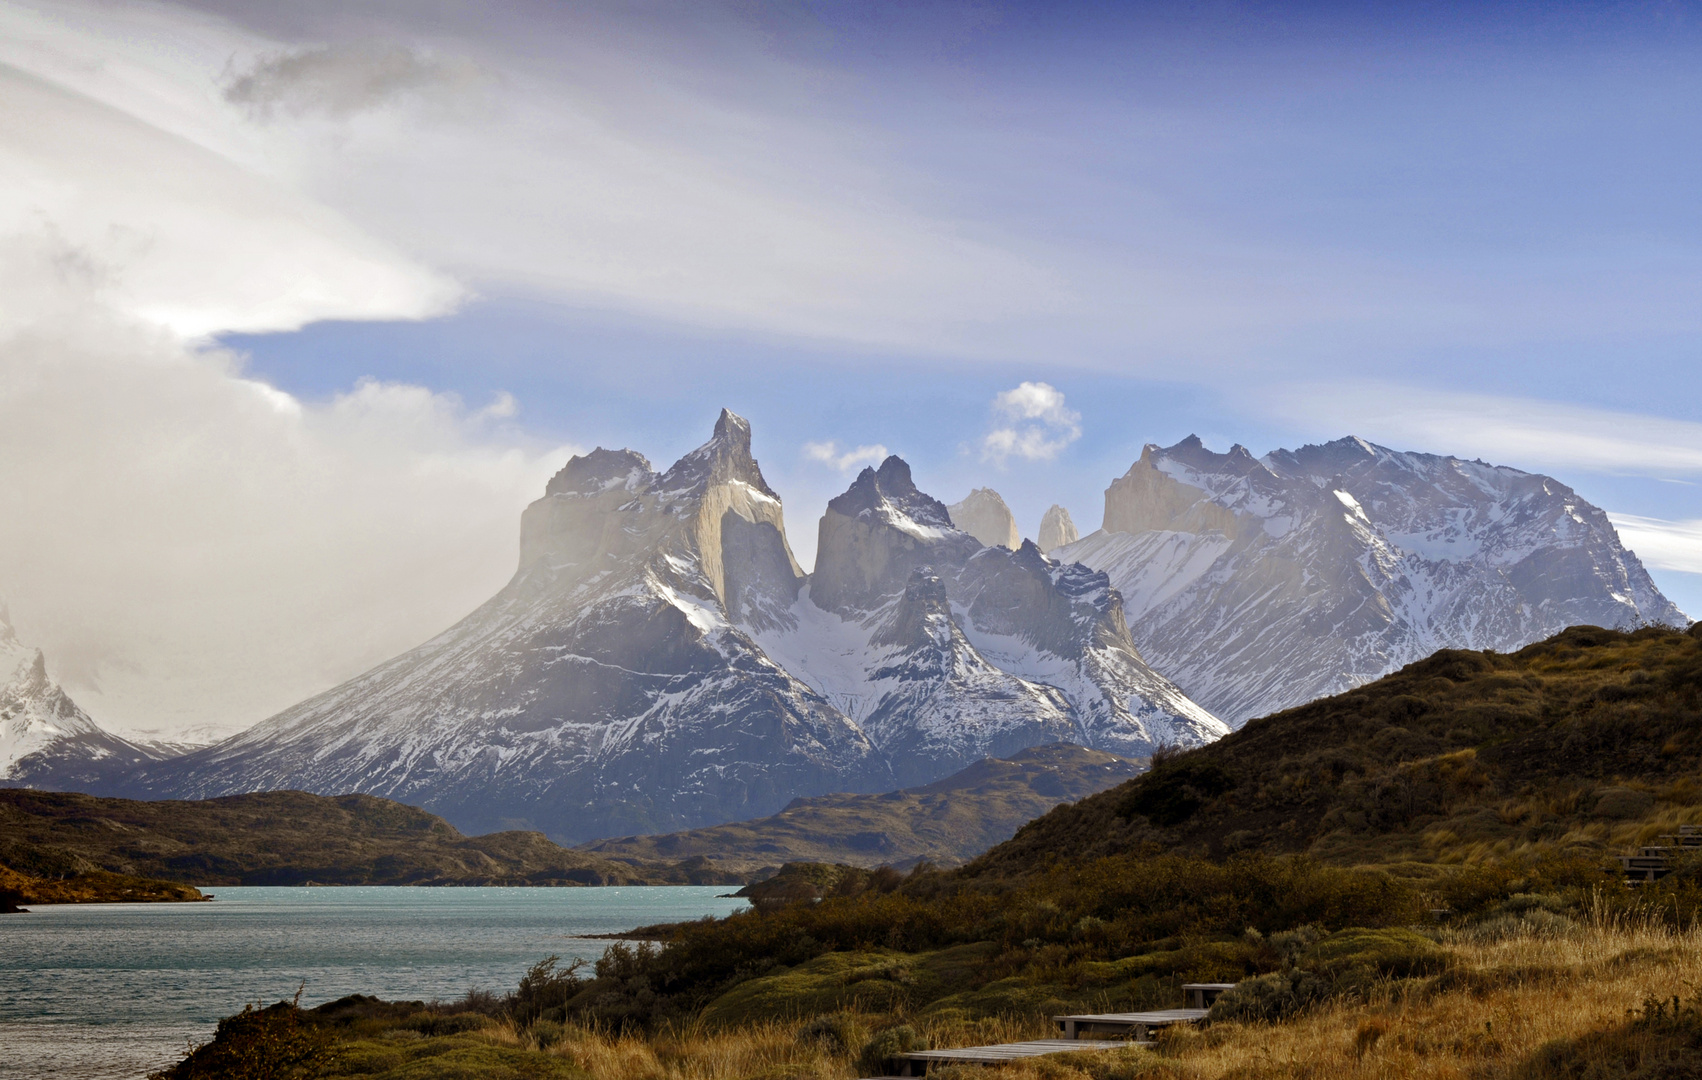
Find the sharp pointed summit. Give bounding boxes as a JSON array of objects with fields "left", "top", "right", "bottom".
[
  {"left": 0, "top": 611, "right": 159, "bottom": 787},
  {"left": 131, "top": 412, "right": 889, "bottom": 842}
]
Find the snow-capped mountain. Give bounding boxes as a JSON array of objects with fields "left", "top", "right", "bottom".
[
  {"left": 751, "top": 457, "right": 1225, "bottom": 786},
  {"left": 134, "top": 412, "right": 892, "bottom": 841},
  {"left": 0, "top": 608, "right": 159, "bottom": 787},
  {"left": 1059, "top": 435, "right": 1686, "bottom": 726},
  {"left": 112, "top": 414, "right": 1223, "bottom": 840}
]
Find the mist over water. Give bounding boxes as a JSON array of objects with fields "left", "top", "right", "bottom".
[{"left": 0, "top": 885, "right": 748, "bottom": 1080}]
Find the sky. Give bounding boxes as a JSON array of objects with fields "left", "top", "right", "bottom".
[{"left": 2, "top": 0, "right": 1701, "bottom": 739}]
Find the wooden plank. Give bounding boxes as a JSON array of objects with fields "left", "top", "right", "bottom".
[{"left": 1052, "top": 1009, "right": 1208, "bottom": 1037}]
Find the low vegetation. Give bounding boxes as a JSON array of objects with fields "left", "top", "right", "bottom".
[
  {"left": 975, "top": 622, "right": 1702, "bottom": 876},
  {"left": 581, "top": 745, "right": 1142, "bottom": 874},
  {"left": 0, "top": 859, "right": 205, "bottom": 910},
  {"left": 0, "top": 789, "right": 736, "bottom": 886}
]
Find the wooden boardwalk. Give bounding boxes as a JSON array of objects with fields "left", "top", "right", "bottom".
[
  {"left": 890, "top": 1039, "right": 1135, "bottom": 1076},
  {"left": 872, "top": 983, "right": 1230, "bottom": 1076},
  {"left": 1621, "top": 825, "right": 1702, "bottom": 882},
  {"left": 879, "top": 985, "right": 1231, "bottom": 1076},
  {"left": 1052, "top": 1009, "right": 1207, "bottom": 1039}
]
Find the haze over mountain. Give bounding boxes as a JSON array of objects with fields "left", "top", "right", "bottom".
[
  {"left": 1058, "top": 435, "right": 1685, "bottom": 725},
  {"left": 946, "top": 489, "right": 1021, "bottom": 550},
  {"left": 0, "top": 609, "right": 162, "bottom": 789},
  {"left": 82, "top": 413, "right": 1220, "bottom": 841}
]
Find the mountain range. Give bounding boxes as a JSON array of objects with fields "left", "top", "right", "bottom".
[
  {"left": 25, "top": 412, "right": 1218, "bottom": 842},
  {"left": 2, "top": 417, "right": 1682, "bottom": 845}
]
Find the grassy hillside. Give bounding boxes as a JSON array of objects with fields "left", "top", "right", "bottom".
[
  {"left": 0, "top": 789, "right": 740, "bottom": 886},
  {"left": 969, "top": 622, "right": 1702, "bottom": 879},
  {"left": 580, "top": 744, "right": 1142, "bottom": 873}
]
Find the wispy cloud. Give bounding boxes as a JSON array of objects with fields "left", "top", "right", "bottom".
[
  {"left": 981, "top": 381, "right": 1081, "bottom": 464},
  {"left": 1258, "top": 383, "right": 1702, "bottom": 477},
  {"left": 222, "top": 43, "right": 492, "bottom": 121},
  {"left": 803, "top": 440, "right": 888, "bottom": 472},
  {"left": 1610, "top": 515, "right": 1702, "bottom": 575}
]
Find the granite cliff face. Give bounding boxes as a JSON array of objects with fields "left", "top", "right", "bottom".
[
  {"left": 131, "top": 412, "right": 891, "bottom": 841},
  {"left": 753, "top": 457, "right": 1226, "bottom": 786},
  {"left": 1039, "top": 505, "right": 1079, "bottom": 553},
  {"left": 947, "top": 488, "right": 1021, "bottom": 550},
  {"left": 0, "top": 611, "right": 159, "bottom": 788},
  {"left": 113, "top": 415, "right": 1223, "bottom": 841},
  {"left": 1059, "top": 435, "right": 1685, "bottom": 725}
]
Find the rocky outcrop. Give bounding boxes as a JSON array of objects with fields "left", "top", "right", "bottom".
[
  {"left": 753, "top": 457, "right": 1226, "bottom": 772},
  {"left": 947, "top": 488, "right": 1021, "bottom": 550},
  {"left": 1061, "top": 435, "right": 1686, "bottom": 726},
  {"left": 1038, "top": 505, "right": 1079, "bottom": 552}
]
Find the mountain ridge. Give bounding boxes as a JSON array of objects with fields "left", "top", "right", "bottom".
[
  {"left": 71, "top": 413, "right": 1219, "bottom": 841},
  {"left": 1060, "top": 433, "right": 1682, "bottom": 724}
]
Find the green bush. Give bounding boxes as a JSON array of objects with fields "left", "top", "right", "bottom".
[
  {"left": 1300, "top": 927, "right": 1450, "bottom": 983},
  {"left": 1207, "top": 970, "right": 1329, "bottom": 1023},
  {"left": 857, "top": 1025, "right": 927, "bottom": 1076}
]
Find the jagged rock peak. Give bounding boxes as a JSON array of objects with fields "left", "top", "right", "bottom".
[
  {"left": 657, "top": 408, "right": 779, "bottom": 498},
  {"left": 1038, "top": 505, "right": 1079, "bottom": 552},
  {"left": 829, "top": 456, "right": 953, "bottom": 531},
  {"left": 544, "top": 448, "right": 655, "bottom": 497},
  {"left": 870, "top": 567, "right": 952, "bottom": 648},
  {"left": 948, "top": 488, "right": 1020, "bottom": 549}
]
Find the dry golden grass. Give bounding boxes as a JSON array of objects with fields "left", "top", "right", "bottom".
[
  {"left": 915, "top": 911, "right": 1702, "bottom": 1080},
  {"left": 524, "top": 910, "right": 1702, "bottom": 1080},
  {"left": 529, "top": 1010, "right": 1056, "bottom": 1080}
]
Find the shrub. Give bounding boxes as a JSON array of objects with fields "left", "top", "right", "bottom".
[
  {"left": 1207, "top": 970, "right": 1329, "bottom": 1023},
  {"left": 512, "top": 955, "right": 585, "bottom": 1025},
  {"left": 857, "top": 1025, "right": 927, "bottom": 1076},
  {"left": 1300, "top": 927, "right": 1450, "bottom": 983},
  {"left": 796, "top": 1012, "right": 866, "bottom": 1056},
  {"left": 147, "top": 999, "right": 334, "bottom": 1080}
]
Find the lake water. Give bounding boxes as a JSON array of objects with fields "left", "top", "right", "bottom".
[{"left": 0, "top": 886, "right": 748, "bottom": 1080}]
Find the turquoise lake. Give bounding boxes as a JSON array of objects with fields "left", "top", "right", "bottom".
[{"left": 0, "top": 885, "right": 749, "bottom": 1080}]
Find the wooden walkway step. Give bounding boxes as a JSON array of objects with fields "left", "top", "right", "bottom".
[
  {"left": 1052, "top": 1009, "right": 1208, "bottom": 1039},
  {"left": 893, "top": 1040, "right": 1137, "bottom": 1076}
]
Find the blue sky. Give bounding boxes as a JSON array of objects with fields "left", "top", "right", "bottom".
[{"left": 2, "top": 0, "right": 1700, "bottom": 733}]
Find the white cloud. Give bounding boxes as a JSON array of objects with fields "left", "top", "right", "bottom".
[
  {"left": 981, "top": 381, "right": 1082, "bottom": 464},
  {"left": 0, "top": 0, "right": 1070, "bottom": 354},
  {"left": 803, "top": 440, "right": 889, "bottom": 472},
  {"left": 0, "top": 243, "right": 570, "bottom": 739},
  {"left": 1258, "top": 383, "right": 1702, "bottom": 477},
  {"left": 0, "top": 6, "right": 462, "bottom": 338},
  {"left": 1610, "top": 515, "right": 1702, "bottom": 575}
]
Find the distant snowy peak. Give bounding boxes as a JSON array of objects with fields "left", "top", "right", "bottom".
[
  {"left": 0, "top": 610, "right": 157, "bottom": 785},
  {"left": 948, "top": 488, "right": 1021, "bottom": 550},
  {"left": 1063, "top": 434, "right": 1685, "bottom": 726}
]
